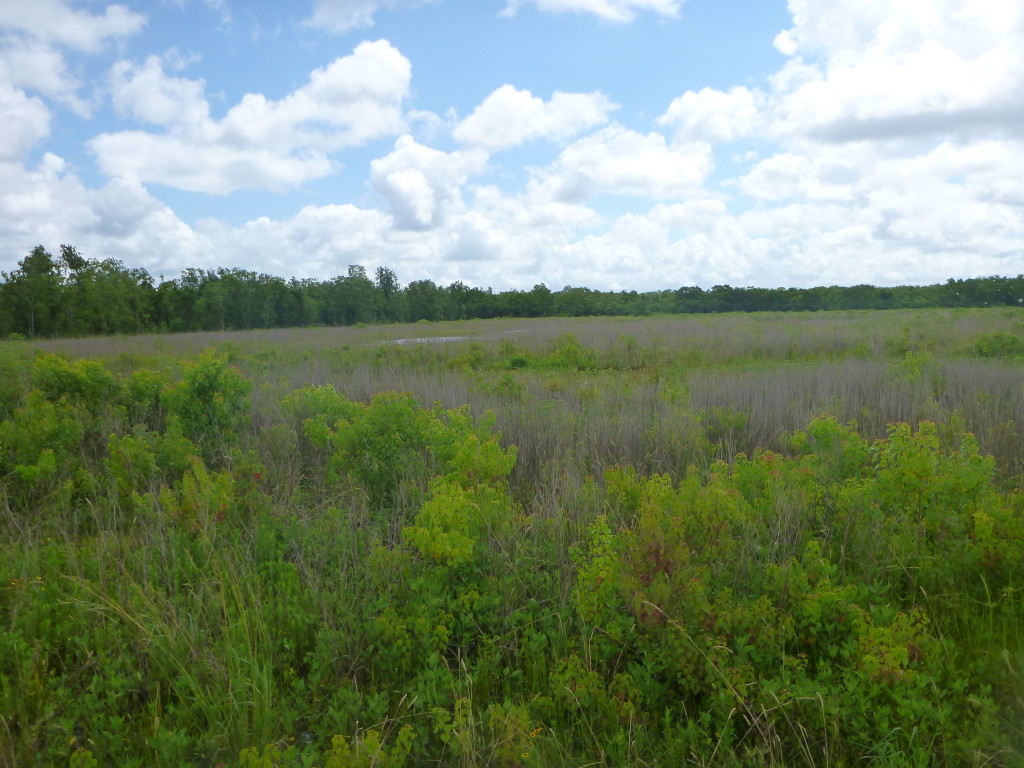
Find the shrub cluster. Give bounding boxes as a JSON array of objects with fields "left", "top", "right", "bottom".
[{"left": 1, "top": 349, "right": 1021, "bottom": 767}]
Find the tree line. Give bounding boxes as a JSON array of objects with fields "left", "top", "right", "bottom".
[{"left": 2, "top": 244, "right": 1022, "bottom": 338}]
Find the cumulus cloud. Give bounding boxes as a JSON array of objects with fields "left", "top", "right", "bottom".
[
  {"left": 0, "top": 148, "right": 396, "bottom": 280},
  {"left": 767, "top": 0, "right": 1024, "bottom": 142},
  {"left": 453, "top": 85, "right": 616, "bottom": 152},
  {"left": 0, "top": 82, "right": 51, "bottom": 159},
  {"left": 4, "top": 142, "right": 1021, "bottom": 292},
  {"left": 0, "top": 0, "right": 144, "bottom": 53},
  {"left": 370, "top": 135, "right": 487, "bottom": 229},
  {"left": 501, "top": 0, "right": 681, "bottom": 23},
  {"left": 471, "top": 184, "right": 602, "bottom": 231},
  {"left": 737, "top": 152, "right": 857, "bottom": 202},
  {"left": 108, "top": 54, "right": 209, "bottom": 126},
  {"left": 0, "top": 38, "right": 92, "bottom": 114},
  {"left": 0, "top": 0, "right": 146, "bottom": 118},
  {"left": 649, "top": 199, "right": 728, "bottom": 233},
  {"left": 629, "top": 0, "right": 1024, "bottom": 288},
  {"left": 444, "top": 212, "right": 514, "bottom": 262},
  {"left": 528, "top": 125, "right": 712, "bottom": 203},
  {"left": 6, "top": 0, "right": 1024, "bottom": 293},
  {"left": 727, "top": 137, "right": 1024, "bottom": 284},
  {"left": 197, "top": 204, "right": 394, "bottom": 277},
  {"left": 0, "top": 153, "right": 204, "bottom": 274},
  {"left": 91, "top": 40, "right": 412, "bottom": 193},
  {"left": 659, "top": 86, "right": 759, "bottom": 143}
]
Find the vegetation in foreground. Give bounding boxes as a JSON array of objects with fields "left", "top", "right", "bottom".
[{"left": 1, "top": 308, "right": 1022, "bottom": 767}]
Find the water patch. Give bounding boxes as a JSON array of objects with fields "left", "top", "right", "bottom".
[
  {"left": 389, "top": 330, "right": 524, "bottom": 345},
  {"left": 391, "top": 335, "right": 473, "bottom": 345}
]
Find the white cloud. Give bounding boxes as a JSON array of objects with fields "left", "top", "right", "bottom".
[
  {"left": 197, "top": 205, "right": 394, "bottom": 277},
  {"left": 108, "top": 55, "right": 210, "bottom": 126},
  {"left": 6, "top": 0, "right": 1024, "bottom": 294},
  {"left": 309, "top": 0, "right": 677, "bottom": 31},
  {"left": 501, "top": 0, "right": 681, "bottom": 23},
  {"left": 453, "top": 85, "right": 616, "bottom": 152},
  {"left": 649, "top": 199, "right": 728, "bottom": 233},
  {"left": 737, "top": 152, "right": 856, "bottom": 202},
  {"left": 0, "top": 82, "right": 51, "bottom": 159},
  {"left": 370, "top": 135, "right": 487, "bottom": 229},
  {"left": 0, "top": 38, "right": 91, "bottom": 114},
  {"left": 0, "top": 1, "right": 146, "bottom": 117},
  {"left": 305, "top": 0, "right": 432, "bottom": 33},
  {"left": 528, "top": 125, "right": 713, "bottom": 203},
  {"left": 725, "top": 137, "right": 1024, "bottom": 284},
  {"left": 4, "top": 139, "right": 1021, "bottom": 292},
  {"left": 91, "top": 40, "right": 412, "bottom": 194},
  {"left": 561, "top": 214, "right": 671, "bottom": 282},
  {"left": 90, "top": 132, "right": 339, "bottom": 194},
  {"left": 0, "top": 0, "right": 145, "bottom": 53},
  {"left": 471, "top": 184, "right": 602, "bottom": 231},
  {"left": 767, "top": 0, "right": 1024, "bottom": 142},
  {"left": 444, "top": 212, "right": 514, "bottom": 262},
  {"left": 0, "top": 153, "right": 203, "bottom": 274},
  {"left": 659, "top": 86, "right": 759, "bottom": 143}
]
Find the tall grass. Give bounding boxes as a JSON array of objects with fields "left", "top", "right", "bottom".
[{"left": 3, "top": 307, "right": 1022, "bottom": 766}]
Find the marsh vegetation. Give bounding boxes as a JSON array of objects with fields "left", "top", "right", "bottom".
[{"left": 2, "top": 308, "right": 1023, "bottom": 767}]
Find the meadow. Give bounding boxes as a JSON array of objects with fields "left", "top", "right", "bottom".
[{"left": 1, "top": 307, "right": 1022, "bottom": 767}]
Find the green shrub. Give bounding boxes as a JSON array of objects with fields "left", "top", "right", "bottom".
[
  {"left": 0, "top": 392, "right": 85, "bottom": 516},
  {"left": 161, "top": 351, "right": 252, "bottom": 454},
  {"left": 974, "top": 330, "right": 1024, "bottom": 357},
  {"left": 30, "top": 354, "right": 119, "bottom": 409}
]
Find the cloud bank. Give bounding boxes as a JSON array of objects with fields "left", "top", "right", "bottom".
[{"left": 2, "top": 0, "right": 1022, "bottom": 291}]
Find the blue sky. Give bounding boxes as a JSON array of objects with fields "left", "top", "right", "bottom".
[{"left": 2, "top": 0, "right": 1022, "bottom": 291}]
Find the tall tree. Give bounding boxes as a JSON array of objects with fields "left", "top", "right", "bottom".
[
  {"left": 2, "top": 246, "right": 62, "bottom": 337},
  {"left": 405, "top": 279, "right": 441, "bottom": 321},
  {"left": 375, "top": 266, "right": 401, "bottom": 322}
]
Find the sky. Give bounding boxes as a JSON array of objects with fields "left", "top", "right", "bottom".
[{"left": 1, "top": 0, "right": 1022, "bottom": 292}]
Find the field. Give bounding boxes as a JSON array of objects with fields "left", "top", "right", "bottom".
[{"left": 2, "top": 308, "right": 1023, "bottom": 767}]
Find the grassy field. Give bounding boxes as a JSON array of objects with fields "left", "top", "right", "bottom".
[{"left": 2, "top": 308, "right": 1023, "bottom": 767}]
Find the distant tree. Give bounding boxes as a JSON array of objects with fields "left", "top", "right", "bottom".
[
  {"left": 527, "top": 284, "right": 553, "bottom": 317},
  {"left": 375, "top": 266, "right": 401, "bottom": 321},
  {"left": 59, "top": 244, "right": 88, "bottom": 274},
  {"left": 291, "top": 278, "right": 323, "bottom": 326},
  {"left": 674, "top": 285, "right": 706, "bottom": 313},
  {"left": 68, "top": 258, "right": 153, "bottom": 334},
  {"left": 553, "top": 286, "right": 600, "bottom": 316},
  {"left": 195, "top": 276, "right": 228, "bottom": 331},
  {"left": 344, "top": 265, "right": 377, "bottom": 324},
  {"left": 405, "top": 279, "right": 441, "bottom": 321},
  {"left": 3, "top": 246, "right": 62, "bottom": 337},
  {"left": 375, "top": 265, "right": 399, "bottom": 297}
]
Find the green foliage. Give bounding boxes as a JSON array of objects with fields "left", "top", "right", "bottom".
[
  {"left": 2, "top": 325, "right": 1022, "bottom": 768},
  {"left": 122, "top": 368, "right": 170, "bottom": 429},
  {"left": 297, "top": 389, "right": 516, "bottom": 514},
  {"left": 162, "top": 351, "right": 252, "bottom": 452},
  {"left": 566, "top": 419, "right": 1020, "bottom": 764},
  {"left": 0, "top": 345, "right": 32, "bottom": 416},
  {"left": 974, "top": 330, "right": 1024, "bottom": 357},
  {"left": 403, "top": 477, "right": 512, "bottom": 569},
  {"left": 2, "top": 240, "right": 1022, "bottom": 339},
  {"left": 31, "top": 354, "right": 119, "bottom": 411},
  {"left": 546, "top": 332, "right": 596, "bottom": 369},
  {"left": 0, "top": 391, "right": 85, "bottom": 515}
]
